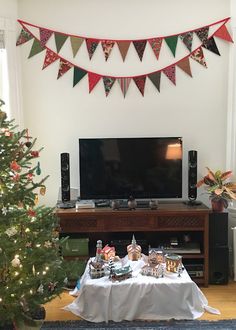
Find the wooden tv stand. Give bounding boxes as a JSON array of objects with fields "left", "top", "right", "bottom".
[{"left": 56, "top": 202, "right": 210, "bottom": 286}]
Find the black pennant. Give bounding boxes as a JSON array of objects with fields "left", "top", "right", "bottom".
[{"left": 202, "top": 37, "right": 221, "bottom": 56}]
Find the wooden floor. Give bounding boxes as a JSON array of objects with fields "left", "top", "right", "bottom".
[{"left": 44, "top": 281, "right": 236, "bottom": 322}]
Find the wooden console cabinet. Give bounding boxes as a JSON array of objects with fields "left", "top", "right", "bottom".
[{"left": 56, "top": 202, "right": 210, "bottom": 286}]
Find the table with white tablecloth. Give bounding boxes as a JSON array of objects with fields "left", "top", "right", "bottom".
[{"left": 64, "top": 256, "right": 220, "bottom": 322}]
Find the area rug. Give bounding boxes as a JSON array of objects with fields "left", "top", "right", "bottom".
[{"left": 42, "top": 319, "right": 236, "bottom": 330}]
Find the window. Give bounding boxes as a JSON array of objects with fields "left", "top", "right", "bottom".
[{"left": 0, "top": 29, "right": 9, "bottom": 117}]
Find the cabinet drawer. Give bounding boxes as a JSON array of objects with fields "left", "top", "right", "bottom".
[{"left": 158, "top": 216, "right": 204, "bottom": 229}]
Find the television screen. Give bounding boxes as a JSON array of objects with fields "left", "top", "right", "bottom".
[{"left": 79, "top": 137, "right": 182, "bottom": 200}]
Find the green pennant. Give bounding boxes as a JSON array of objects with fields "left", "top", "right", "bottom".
[
  {"left": 148, "top": 72, "right": 161, "bottom": 92},
  {"left": 28, "top": 39, "right": 45, "bottom": 58},
  {"left": 70, "top": 36, "right": 84, "bottom": 57},
  {"left": 165, "top": 36, "right": 178, "bottom": 57},
  {"left": 54, "top": 33, "right": 68, "bottom": 53},
  {"left": 73, "top": 67, "right": 87, "bottom": 87}
]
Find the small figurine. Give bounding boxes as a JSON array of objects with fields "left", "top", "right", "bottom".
[
  {"left": 127, "top": 235, "right": 142, "bottom": 261},
  {"left": 128, "top": 196, "right": 137, "bottom": 210},
  {"left": 166, "top": 254, "right": 182, "bottom": 273},
  {"left": 110, "top": 265, "right": 132, "bottom": 281},
  {"left": 149, "top": 199, "right": 158, "bottom": 210},
  {"left": 89, "top": 240, "right": 106, "bottom": 279},
  {"left": 101, "top": 245, "right": 116, "bottom": 261},
  {"left": 111, "top": 200, "right": 120, "bottom": 210}
]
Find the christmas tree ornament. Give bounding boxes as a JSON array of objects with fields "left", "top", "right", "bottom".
[
  {"left": 5, "top": 226, "right": 17, "bottom": 237},
  {"left": 37, "top": 284, "right": 44, "bottom": 294},
  {"left": 31, "top": 150, "right": 39, "bottom": 157},
  {"left": 27, "top": 172, "right": 33, "bottom": 181},
  {"left": 11, "top": 256, "right": 21, "bottom": 268},
  {"left": 10, "top": 160, "right": 21, "bottom": 172},
  {"left": 25, "top": 141, "right": 32, "bottom": 148},
  {"left": 34, "top": 194, "right": 39, "bottom": 205},
  {"left": 36, "top": 161, "right": 41, "bottom": 175},
  {"left": 40, "top": 185, "right": 46, "bottom": 195},
  {"left": 25, "top": 128, "right": 32, "bottom": 147}
]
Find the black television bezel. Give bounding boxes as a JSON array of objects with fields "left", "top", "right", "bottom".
[{"left": 79, "top": 137, "right": 183, "bottom": 200}]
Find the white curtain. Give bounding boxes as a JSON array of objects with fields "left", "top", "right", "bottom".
[{"left": 0, "top": 16, "right": 23, "bottom": 128}]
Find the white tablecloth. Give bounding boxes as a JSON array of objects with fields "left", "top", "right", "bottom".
[{"left": 64, "top": 256, "right": 220, "bottom": 322}]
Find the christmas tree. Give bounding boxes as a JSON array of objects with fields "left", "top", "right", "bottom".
[{"left": 0, "top": 99, "right": 68, "bottom": 326}]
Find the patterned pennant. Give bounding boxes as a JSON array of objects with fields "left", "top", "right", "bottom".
[
  {"left": 117, "top": 41, "right": 131, "bottom": 61},
  {"left": 28, "top": 39, "right": 45, "bottom": 58},
  {"left": 179, "top": 32, "right": 193, "bottom": 52},
  {"left": 162, "top": 65, "right": 176, "bottom": 85},
  {"left": 133, "top": 40, "right": 147, "bottom": 61},
  {"left": 148, "top": 72, "right": 161, "bottom": 92},
  {"left": 70, "top": 36, "right": 84, "bottom": 57},
  {"left": 54, "top": 33, "right": 68, "bottom": 53},
  {"left": 86, "top": 39, "right": 99, "bottom": 60},
  {"left": 176, "top": 58, "right": 192, "bottom": 77},
  {"left": 73, "top": 67, "right": 87, "bottom": 87},
  {"left": 39, "top": 28, "right": 53, "bottom": 47},
  {"left": 103, "top": 77, "right": 116, "bottom": 96},
  {"left": 190, "top": 47, "right": 207, "bottom": 67},
  {"left": 101, "top": 40, "right": 115, "bottom": 61},
  {"left": 149, "top": 38, "right": 163, "bottom": 60},
  {"left": 214, "top": 24, "right": 233, "bottom": 43},
  {"left": 117, "top": 78, "right": 131, "bottom": 97},
  {"left": 88, "top": 72, "right": 101, "bottom": 93},
  {"left": 165, "top": 36, "right": 178, "bottom": 57},
  {"left": 202, "top": 37, "right": 220, "bottom": 56},
  {"left": 195, "top": 27, "right": 209, "bottom": 44},
  {"left": 16, "top": 28, "right": 33, "bottom": 46},
  {"left": 133, "top": 76, "right": 146, "bottom": 96},
  {"left": 42, "top": 49, "right": 59, "bottom": 69},
  {"left": 57, "top": 59, "right": 73, "bottom": 79}
]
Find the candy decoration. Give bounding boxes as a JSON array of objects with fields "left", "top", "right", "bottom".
[{"left": 40, "top": 186, "right": 46, "bottom": 196}]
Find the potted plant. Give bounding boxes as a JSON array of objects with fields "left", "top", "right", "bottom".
[
  {"left": 0, "top": 100, "right": 69, "bottom": 329},
  {"left": 196, "top": 167, "right": 236, "bottom": 212}
]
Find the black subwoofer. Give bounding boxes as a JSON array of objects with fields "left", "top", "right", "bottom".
[
  {"left": 209, "top": 212, "right": 229, "bottom": 284},
  {"left": 60, "top": 152, "right": 70, "bottom": 202}
]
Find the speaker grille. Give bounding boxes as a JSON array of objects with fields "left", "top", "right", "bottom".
[
  {"left": 188, "top": 150, "right": 197, "bottom": 201},
  {"left": 61, "top": 153, "right": 70, "bottom": 202}
]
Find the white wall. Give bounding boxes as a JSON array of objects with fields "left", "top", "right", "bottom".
[{"left": 17, "top": 0, "right": 231, "bottom": 206}]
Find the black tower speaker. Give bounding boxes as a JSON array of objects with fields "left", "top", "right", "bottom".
[
  {"left": 60, "top": 152, "right": 71, "bottom": 202},
  {"left": 209, "top": 212, "right": 229, "bottom": 284},
  {"left": 188, "top": 150, "right": 197, "bottom": 201}
]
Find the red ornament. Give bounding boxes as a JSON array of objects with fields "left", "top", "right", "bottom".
[
  {"left": 28, "top": 209, "right": 36, "bottom": 217},
  {"left": 27, "top": 172, "right": 33, "bottom": 181},
  {"left": 10, "top": 160, "right": 21, "bottom": 172},
  {"left": 31, "top": 151, "right": 39, "bottom": 157},
  {"left": 12, "top": 173, "right": 20, "bottom": 181}
]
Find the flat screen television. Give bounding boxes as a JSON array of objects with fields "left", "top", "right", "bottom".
[{"left": 79, "top": 137, "right": 182, "bottom": 200}]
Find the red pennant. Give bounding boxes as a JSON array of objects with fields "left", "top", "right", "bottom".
[
  {"left": 133, "top": 40, "right": 147, "bottom": 61},
  {"left": 39, "top": 28, "right": 53, "bottom": 47},
  {"left": 42, "top": 49, "right": 59, "bottom": 69},
  {"left": 190, "top": 47, "right": 207, "bottom": 68},
  {"left": 16, "top": 28, "right": 33, "bottom": 46},
  {"left": 177, "top": 58, "right": 192, "bottom": 77},
  {"left": 162, "top": 65, "right": 176, "bottom": 85},
  {"left": 88, "top": 72, "right": 101, "bottom": 93},
  {"left": 57, "top": 59, "right": 73, "bottom": 79},
  {"left": 133, "top": 76, "right": 146, "bottom": 96},
  {"left": 101, "top": 40, "right": 115, "bottom": 61},
  {"left": 149, "top": 38, "right": 163, "bottom": 60},
  {"left": 214, "top": 24, "right": 233, "bottom": 43},
  {"left": 86, "top": 39, "right": 99, "bottom": 60}
]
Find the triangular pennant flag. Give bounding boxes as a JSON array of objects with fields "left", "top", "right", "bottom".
[
  {"left": 39, "top": 28, "right": 53, "bottom": 47},
  {"left": 16, "top": 28, "right": 33, "bottom": 46},
  {"left": 133, "top": 76, "right": 146, "bottom": 96},
  {"left": 103, "top": 77, "right": 116, "bottom": 96},
  {"left": 28, "top": 39, "right": 45, "bottom": 58},
  {"left": 162, "top": 65, "right": 176, "bottom": 85},
  {"left": 117, "top": 78, "right": 131, "bottom": 97},
  {"left": 133, "top": 40, "right": 147, "bottom": 61},
  {"left": 73, "top": 67, "right": 87, "bottom": 86},
  {"left": 57, "top": 59, "right": 73, "bottom": 79},
  {"left": 149, "top": 38, "right": 163, "bottom": 60},
  {"left": 88, "top": 72, "right": 101, "bottom": 93},
  {"left": 42, "top": 49, "right": 59, "bottom": 69},
  {"left": 214, "top": 24, "right": 233, "bottom": 43},
  {"left": 165, "top": 36, "right": 178, "bottom": 57},
  {"left": 54, "top": 32, "right": 68, "bottom": 53},
  {"left": 195, "top": 27, "right": 209, "bottom": 44},
  {"left": 101, "top": 40, "right": 115, "bottom": 61},
  {"left": 179, "top": 32, "right": 193, "bottom": 52},
  {"left": 148, "top": 72, "right": 161, "bottom": 92},
  {"left": 70, "top": 36, "right": 84, "bottom": 57},
  {"left": 86, "top": 39, "right": 99, "bottom": 60},
  {"left": 117, "top": 41, "right": 131, "bottom": 61},
  {"left": 202, "top": 37, "right": 220, "bottom": 56},
  {"left": 177, "top": 57, "right": 192, "bottom": 77},
  {"left": 190, "top": 47, "right": 207, "bottom": 67}
]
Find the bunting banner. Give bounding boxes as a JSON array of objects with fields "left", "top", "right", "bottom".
[
  {"left": 17, "top": 17, "right": 231, "bottom": 62},
  {"left": 16, "top": 18, "right": 233, "bottom": 97}
]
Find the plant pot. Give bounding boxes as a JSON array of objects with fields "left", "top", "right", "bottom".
[
  {"left": 211, "top": 199, "right": 225, "bottom": 212},
  {"left": 14, "top": 316, "right": 44, "bottom": 330}
]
